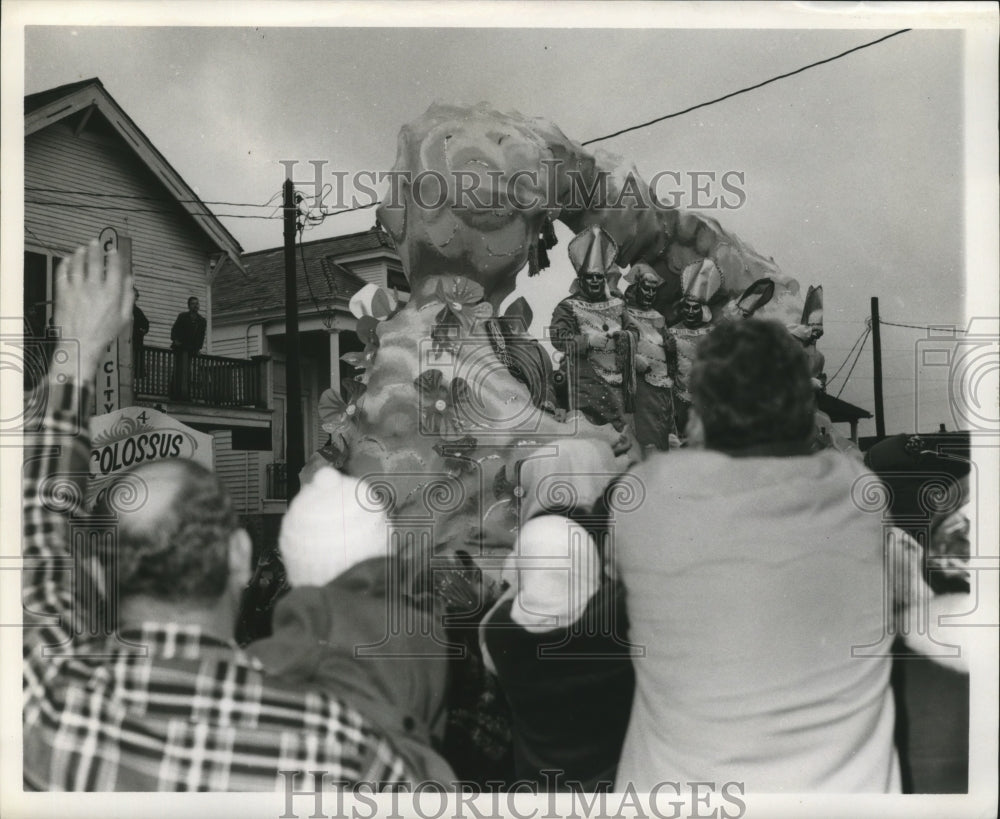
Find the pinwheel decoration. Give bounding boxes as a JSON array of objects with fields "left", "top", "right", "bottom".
[
  {"left": 415, "top": 368, "right": 471, "bottom": 436},
  {"left": 319, "top": 378, "right": 366, "bottom": 437},
  {"left": 342, "top": 284, "right": 403, "bottom": 380}
]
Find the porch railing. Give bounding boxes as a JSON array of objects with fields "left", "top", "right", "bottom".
[
  {"left": 135, "top": 346, "right": 267, "bottom": 408},
  {"left": 265, "top": 461, "right": 287, "bottom": 500}
]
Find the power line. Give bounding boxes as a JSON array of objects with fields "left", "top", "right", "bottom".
[
  {"left": 25, "top": 185, "right": 282, "bottom": 210},
  {"left": 24, "top": 224, "right": 64, "bottom": 257},
  {"left": 582, "top": 29, "right": 911, "bottom": 146},
  {"left": 25, "top": 198, "right": 280, "bottom": 219},
  {"left": 836, "top": 326, "right": 871, "bottom": 398},
  {"left": 825, "top": 323, "right": 869, "bottom": 385},
  {"left": 879, "top": 318, "right": 967, "bottom": 333},
  {"left": 297, "top": 222, "right": 336, "bottom": 329}
]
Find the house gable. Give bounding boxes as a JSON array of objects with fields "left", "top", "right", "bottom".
[
  {"left": 26, "top": 111, "right": 218, "bottom": 349},
  {"left": 25, "top": 78, "right": 243, "bottom": 271}
]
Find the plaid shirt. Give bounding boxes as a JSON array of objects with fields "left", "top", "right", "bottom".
[{"left": 22, "top": 379, "right": 412, "bottom": 791}]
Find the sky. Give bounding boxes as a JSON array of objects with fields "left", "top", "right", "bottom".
[{"left": 11, "top": 3, "right": 999, "bottom": 438}]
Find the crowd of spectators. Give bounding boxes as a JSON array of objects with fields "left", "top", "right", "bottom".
[{"left": 22, "top": 241, "right": 974, "bottom": 794}]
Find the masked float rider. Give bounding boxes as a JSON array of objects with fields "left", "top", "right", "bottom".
[
  {"left": 550, "top": 226, "right": 638, "bottom": 430},
  {"left": 668, "top": 258, "right": 722, "bottom": 438},
  {"left": 623, "top": 263, "right": 678, "bottom": 452},
  {"left": 788, "top": 285, "right": 826, "bottom": 390}
]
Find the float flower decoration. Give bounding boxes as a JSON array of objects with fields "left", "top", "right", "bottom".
[
  {"left": 317, "top": 379, "right": 367, "bottom": 468},
  {"left": 431, "top": 275, "right": 494, "bottom": 355},
  {"left": 342, "top": 284, "right": 403, "bottom": 381},
  {"left": 415, "top": 368, "right": 472, "bottom": 436}
]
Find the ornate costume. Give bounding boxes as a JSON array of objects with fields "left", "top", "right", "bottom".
[
  {"left": 550, "top": 227, "right": 637, "bottom": 429},
  {"left": 668, "top": 258, "right": 722, "bottom": 437},
  {"left": 624, "top": 263, "right": 677, "bottom": 451}
]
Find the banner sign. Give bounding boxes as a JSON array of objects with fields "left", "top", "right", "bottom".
[{"left": 87, "top": 406, "right": 213, "bottom": 509}]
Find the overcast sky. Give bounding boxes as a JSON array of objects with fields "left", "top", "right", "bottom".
[{"left": 14, "top": 5, "right": 998, "bottom": 437}]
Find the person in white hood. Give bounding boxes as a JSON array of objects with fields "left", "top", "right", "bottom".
[{"left": 249, "top": 466, "right": 455, "bottom": 785}]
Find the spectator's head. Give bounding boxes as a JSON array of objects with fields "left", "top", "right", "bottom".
[
  {"left": 689, "top": 319, "right": 816, "bottom": 451},
  {"left": 101, "top": 459, "right": 251, "bottom": 608},
  {"left": 278, "top": 467, "right": 390, "bottom": 587},
  {"left": 187, "top": 296, "right": 200, "bottom": 314}
]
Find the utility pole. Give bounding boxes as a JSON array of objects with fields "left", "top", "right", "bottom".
[
  {"left": 870, "top": 296, "right": 885, "bottom": 438},
  {"left": 283, "top": 179, "right": 305, "bottom": 500}
]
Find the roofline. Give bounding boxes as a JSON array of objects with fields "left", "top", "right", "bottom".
[
  {"left": 25, "top": 79, "right": 246, "bottom": 274},
  {"left": 211, "top": 301, "right": 353, "bottom": 325},
  {"left": 241, "top": 227, "right": 393, "bottom": 258}
]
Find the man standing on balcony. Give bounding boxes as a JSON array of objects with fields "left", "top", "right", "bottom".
[
  {"left": 170, "top": 296, "right": 206, "bottom": 399},
  {"left": 132, "top": 287, "right": 149, "bottom": 382}
]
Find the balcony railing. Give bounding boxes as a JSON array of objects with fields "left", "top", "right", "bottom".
[
  {"left": 135, "top": 346, "right": 267, "bottom": 408},
  {"left": 265, "top": 461, "right": 287, "bottom": 500}
]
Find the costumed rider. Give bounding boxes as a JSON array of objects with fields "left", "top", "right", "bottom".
[
  {"left": 549, "top": 226, "right": 638, "bottom": 431},
  {"left": 723, "top": 277, "right": 775, "bottom": 320},
  {"left": 788, "top": 285, "right": 826, "bottom": 389},
  {"left": 785, "top": 285, "right": 852, "bottom": 455},
  {"left": 623, "top": 262, "right": 679, "bottom": 452},
  {"left": 668, "top": 257, "right": 722, "bottom": 439}
]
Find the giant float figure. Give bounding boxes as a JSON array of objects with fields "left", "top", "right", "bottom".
[{"left": 315, "top": 102, "right": 812, "bottom": 556}]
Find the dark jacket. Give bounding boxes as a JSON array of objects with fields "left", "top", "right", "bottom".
[
  {"left": 481, "top": 580, "right": 635, "bottom": 791},
  {"left": 248, "top": 557, "right": 455, "bottom": 785},
  {"left": 170, "top": 310, "right": 206, "bottom": 353}
]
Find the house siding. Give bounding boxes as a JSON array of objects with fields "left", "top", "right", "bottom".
[
  {"left": 342, "top": 259, "right": 387, "bottom": 287},
  {"left": 213, "top": 430, "right": 261, "bottom": 513},
  {"left": 25, "top": 119, "right": 213, "bottom": 350},
  {"left": 212, "top": 322, "right": 262, "bottom": 359}
]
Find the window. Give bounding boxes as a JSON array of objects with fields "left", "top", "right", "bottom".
[
  {"left": 387, "top": 267, "right": 410, "bottom": 294},
  {"left": 24, "top": 249, "right": 63, "bottom": 336}
]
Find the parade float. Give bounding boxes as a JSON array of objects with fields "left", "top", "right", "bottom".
[{"left": 313, "top": 102, "right": 817, "bottom": 560}]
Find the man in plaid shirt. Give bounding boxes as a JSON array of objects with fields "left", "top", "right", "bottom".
[{"left": 22, "top": 241, "right": 417, "bottom": 791}]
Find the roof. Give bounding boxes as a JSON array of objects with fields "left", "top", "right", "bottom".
[
  {"left": 25, "top": 78, "right": 104, "bottom": 113},
  {"left": 816, "top": 391, "right": 873, "bottom": 423},
  {"left": 25, "top": 78, "right": 244, "bottom": 270},
  {"left": 213, "top": 228, "right": 396, "bottom": 316}
]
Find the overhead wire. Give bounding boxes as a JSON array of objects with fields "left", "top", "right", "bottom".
[
  {"left": 25, "top": 198, "right": 281, "bottom": 219},
  {"left": 582, "top": 29, "right": 911, "bottom": 146},
  {"left": 825, "top": 322, "right": 869, "bottom": 386},
  {"left": 879, "top": 318, "right": 967, "bottom": 333},
  {"left": 836, "top": 326, "right": 872, "bottom": 398},
  {"left": 25, "top": 185, "right": 283, "bottom": 209},
  {"left": 24, "top": 31, "right": 911, "bottom": 232}
]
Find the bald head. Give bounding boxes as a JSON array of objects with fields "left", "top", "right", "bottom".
[{"left": 99, "top": 459, "right": 238, "bottom": 601}]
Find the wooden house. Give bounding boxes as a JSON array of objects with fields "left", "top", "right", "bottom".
[{"left": 24, "top": 79, "right": 272, "bottom": 505}]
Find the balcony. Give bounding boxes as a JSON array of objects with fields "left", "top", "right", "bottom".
[{"left": 136, "top": 346, "right": 268, "bottom": 408}]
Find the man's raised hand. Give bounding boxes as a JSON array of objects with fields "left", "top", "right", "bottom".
[{"left": 52, "top": 239, "right": 134, "bottom": 376}]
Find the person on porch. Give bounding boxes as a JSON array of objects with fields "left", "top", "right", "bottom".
[{"left": 170, "top": 295, "right": 206, "bottom": 399}]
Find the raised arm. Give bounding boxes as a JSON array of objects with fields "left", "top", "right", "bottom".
[{"left": 22, "top": 240, "right": 134, "bottom": 658}]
